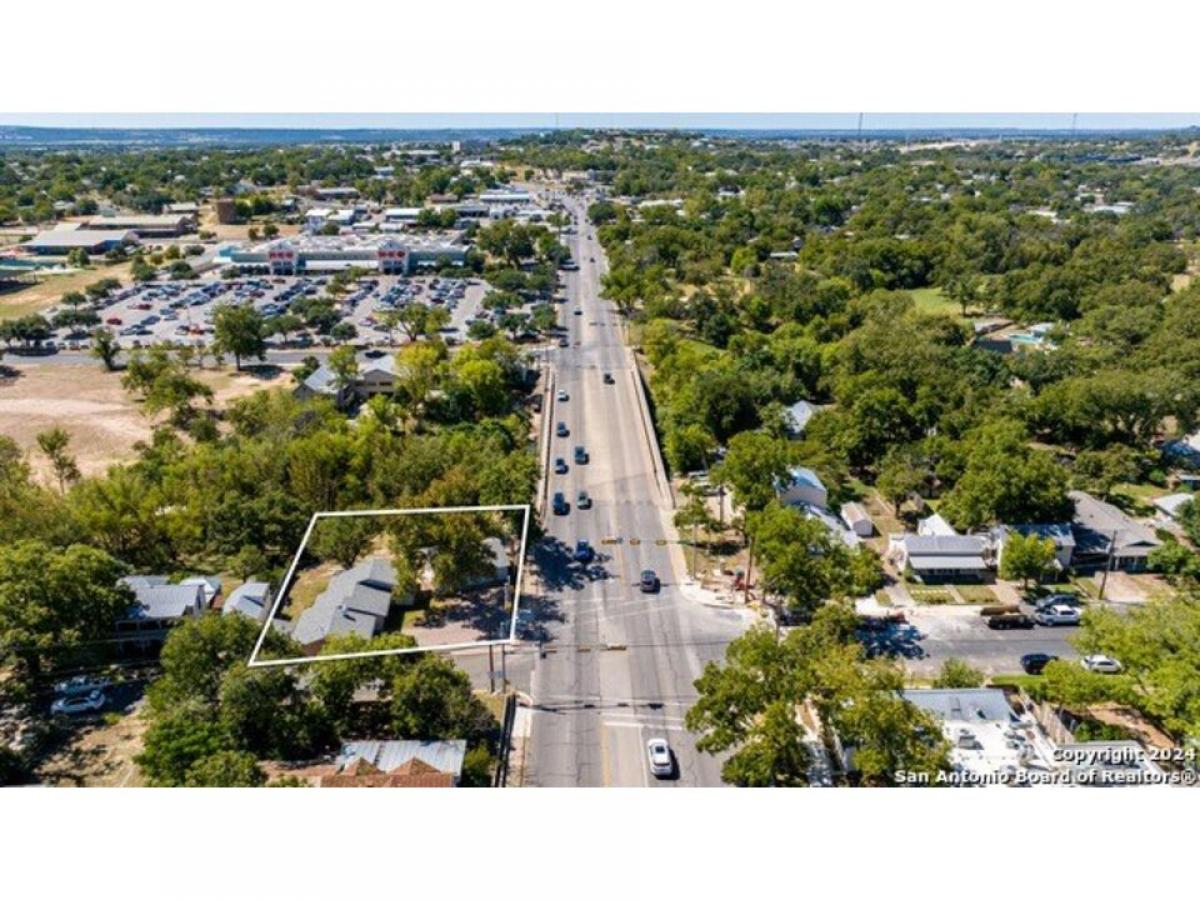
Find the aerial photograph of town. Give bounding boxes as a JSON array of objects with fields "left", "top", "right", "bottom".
[{"left": 2, "top": 2, "right": 1196, "bottom": 898}]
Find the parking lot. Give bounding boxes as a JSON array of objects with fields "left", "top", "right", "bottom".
[{"left": 43, "top": 272, "right": 494, "bottom": 352}]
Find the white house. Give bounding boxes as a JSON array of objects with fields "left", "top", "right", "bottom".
[
  {"left": 917, "top": 513, "right": 958, "bottom": 537},
  {"left": 223, "top": 581, "right": 272, "bottom": 622},
  {"left": 778, "top": 466, "right": 828, "bottom": 510},
  {"left": 1153, "top": 493, "right": 1193, "bottom": 521},
  {"left": 992, "top": 523, "right": 1076, "bottom": 572},
  {"left": 894, "top": 534, "right": 991, "bottom": 582}
]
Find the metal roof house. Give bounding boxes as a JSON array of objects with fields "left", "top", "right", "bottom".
[
  {"left": 223, "top": 581, "right": 272, "bottom": 621},
  {"left": 1152, "top": 493, "right": 1193, "bottom": 521},
  {"left": 778, "top": 466, "right": 828, "bottom": 511},
  {"left": 895, "top": 534, "right": 991, "bottom": 582},
  {"left": 321, "top": 740, "right": 467, "bottom": 787},
  {"left": 1068, "top": 490, "right": 1161, "bottom": 572},
  {"left": 783, "top": 400, "right": 819, "bottom": 437},
  {"left": 840, "top": 501, "right": 874, "bottom": 537},
  {"left": 115, "top": 575, "right": 206, "bottom": 644},
  {"left": 294, "top": 353, "right": 396, "bottom": 410},
  {"left": 291, "top": 557, "right": 414, "bottom": 650}
]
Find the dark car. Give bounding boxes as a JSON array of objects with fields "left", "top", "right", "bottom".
[
  {"left": 576, "top": 490, "right": 592, "bottom": 509},
  {"left": 987, "top": 613, "right": 1035, "bottom": 630},
  {"left": 556, "top": 422, "right": 569, "bottom": 438},
  {"left": 557, "top": 337, "right": 570, "bottom": 348},
  {"left": 639, "top": 570, "right": 660, "bottom": 593},
  {"left": 574, "top": 540, "right": 594, "bottom": 563},
  {"left": 574, "top": 445, "right": 588, "bottom": 464},
  {"left": 573, "top": 308, "right": 583, "bottom": 315},
  {"left": 552, "top": 492, "right": 569, "bottom": 515},
  {"left": 1020, "top": 652, "right": 1058, "bottom": 674},
  {"left": 603, "top": 372, "right": 615, "bottom": 384},
  {"left": 554, "top": 457, "right": 568, "bottom": 474}
]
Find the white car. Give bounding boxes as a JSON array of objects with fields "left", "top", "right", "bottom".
[
  {"left": 1081, "top": 654, "right": 1123, "bottom": 674},
  {"left": 557, "top": 389, "right": 569, "bottom": 402},
  {"left": 54, "top": 674, "right": 112, "bottom": 697},
  {"left": 1034, "top": 605, "right": 1082, "bottom": 626},
  {"left": 50, "top": 690, "right": 106, "bottom": 716},
  {"left": 646, "top": 738, "right": 673, "bottom": 778}
]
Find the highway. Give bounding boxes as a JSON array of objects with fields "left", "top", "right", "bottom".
[{"left": 522, "top": 195, "right": 750, "bottom": 787}]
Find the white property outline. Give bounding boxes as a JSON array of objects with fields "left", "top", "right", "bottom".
[{"left": 247, "top": 503, "right": 531, "bottom": 668}]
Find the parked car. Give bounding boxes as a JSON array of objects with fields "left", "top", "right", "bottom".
[
  {"left": 1034, "top": 605, "right": 1082, "bottom": 626},
  {"left": 646, "top": 738, "right": 673, "bottom": 778},
  {"left": 1020, "top": 653, "right": 1058, "bottom": 675},
  {"left": 574, "top": 540, "right": 594, "bottom": 563},
  {"left": 54, "top": 675, "right": 112, "bottom": 697},
  {"left": 576, "top": 490, "right": 592, "bottom": 509},
  {"left": 557, "top": 389, "right": 569, "bottom": 402},
  {"left": 1033, "top": 593, "right": 1082, "bottom": 610},
  {"left": 557, "top": 337, "right": 569, "bottom": 348},
  {"left": 574, "top": 445, "right": 588, "bottom": 464},
  {"left": 554, "top": 457, "right": 568, "bottom": 475},
  {"left": 639, "top": 570, "right": 660, "bottom": 593},
  {"left": 552, "top": 492, "right": 569, "bottom": 516},
  {"left": 50, "top": 690, "right": 106, "bottom": 716},
  {"left": 1081, "top": 654, "right": 1123, "bottom": 674},
  {"left": 987, "top": 613, "right": 1034, "bottom": 630}
]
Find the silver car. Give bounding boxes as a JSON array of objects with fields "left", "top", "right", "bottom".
[{"left": 647, "top": 738, "right": 673, "bottom": 778}]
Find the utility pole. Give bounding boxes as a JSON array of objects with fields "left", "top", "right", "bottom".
[
  {"left": 488, "top": 644, "right": 496, "bottom": 693},
  {"left": 1097, "top": 529, "right": 1118, "bottom": 603}
]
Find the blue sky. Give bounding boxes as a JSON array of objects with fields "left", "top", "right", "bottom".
[{"left": 2, "top": 113, "right": 1198, "bottom": 130}]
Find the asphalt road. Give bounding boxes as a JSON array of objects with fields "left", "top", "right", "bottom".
[{"left": 521, "top": 197, "right": 749, "bottom": 787}]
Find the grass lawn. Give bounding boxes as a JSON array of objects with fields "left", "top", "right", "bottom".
[
  {"left": 956, "top": 585, "right": 998, "bottom": 605},
  {"left": 283, "top": 565, "right": 335, "bottom": 618},
  {"left": 1110, "top": 482, "right": 1164, "bottom": 515},
  {"left": 909, "top": 588, "right": 956, "bottom": 605},
  {"left": 910, "top": 287, "right": 971, "bottom": 320},
  {"left": 0, "top": 260, "right": 134, "bottom": 321}
]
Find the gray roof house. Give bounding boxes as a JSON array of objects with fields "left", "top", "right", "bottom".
[
  {"left": 902, "top": 688, "right": 1017, "bottom": 724},
  {"left": 291, "top": 558, "right": 412, "bottom": 649},
  {"left": 1069, "top": 490, "right": 1161, "bottom": 572},
  {"left": 783, "top": 400, "right": 819, "bottom": 437},
  {"left": 992, "top": 523, "right": 1076, "bottom": 571},
  {"left": 179, "top": 575, "right": 222, "bottom": 605},
  {"left": 294, "top": 354, "right": 396, "bottom": 410},
  {"left": 223, "top": 581, "right": 272, "bottom": 621},
  {"left": 895, "top": 534, "right": 991, "bottom": 582},
  {"left": 116, "top": 576, "right": 206, "bottom": 643}
]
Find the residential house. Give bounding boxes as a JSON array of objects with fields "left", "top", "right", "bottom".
[
  {"left": 179, "top": 575, "right": 222, "bottom": 606},
  {"left": 805, "top": 505, "right": 862, "bottom": 550},
  {"left": 115, "top": 575, "right": 206, "bottom": 643},
  {"left": 310, "top": 740, "right": 467, "bottom": 787},
  {"left": 782, "top": 400, "right": 819, "bottom": 438},
  {"left": 290, "top": 558, "right": 413, "bottom": 650},
  {"left": 223, "top": 581, "right": 272, "bottom": 622},
  {"left": 840, "top": 502, "right": 874, "bottom": 538},
  {"left": 893, "top": 534, "right": 991, "bottom": 582},
  {"left": 992, "top": 523, "right": 1076, "bottom": 572},
  {"left": 1069, "top": 490, "right": 1161, "bottom": 572},
  {"left": 295, "top": 354, "right": 396, "bottom": 410},
  {"left": 778, "top": 466, "right": 828, "bottom": 510}
]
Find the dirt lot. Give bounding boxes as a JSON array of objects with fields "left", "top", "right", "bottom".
[
  {"left": 0, "top": 363, "right": 288, "bottom": 482},
  {"left": 34, "top": 708, "right": 148, "bottom": 787}
]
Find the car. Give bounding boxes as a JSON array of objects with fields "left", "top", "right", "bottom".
[
  {"left": 554, "top": 457, "right": 568, "bottom": 474},
  {"left": 50, "top": 690, "right": 106, "bottom": 716},
  {"left": 557, "top": 337, "right": 570, "bottom": 348},
  {"left": 639, "top": 570, "right": 660, "bottom": 593},
  {"left": 987, "top": 613, "right": 1035, "bottom": 630},
  {"left": 646, "top": 738, "right": 673, "bottom": 778},
  {"left": 557, "top": 389, "right": 569, "bottom": 402},
  {"left": 1033, "top": 592, "right": 1082, "bottom": 611},
  {"left": 574, "top": 445, "right": 588, "bottom": 464},
  {"left": 574, "top": 540, "right": 594, "bottom": 563},
  {"left": 573, "top": 308, "right": 583, "bottom": 315},
  {"left": 54, "top": 675, "right": 112, "bottom": 697},
  {"left": 603, "top": 372, "right": 615, "bottom": 384},
  {"left": 1020, "top": 653, "right": 1058, "bottom": 675},
  {"left": 552, "top": 492, "right": 569, "bottom": 515},
  {"left": 1034, "top": 605, "right": 1082, "bottom": 626},
  {"left": 576, "top": 490, "right": 592, "bottom": 509},
  {"left": 556, "top": 422, "right": 569, "bottom": 437},
  {"left": 1081, "top": 654, "right": 1123, "bottom": 674}
]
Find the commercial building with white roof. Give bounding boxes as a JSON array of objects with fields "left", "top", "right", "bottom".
[{"left": 218, "top": 234, "right": 466, "bottom": 275}]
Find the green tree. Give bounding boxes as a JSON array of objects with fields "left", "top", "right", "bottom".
[
  {"left": 136, "top": 704, "right": 231, "bottom": 787},
  {"left": 390, "top": 655, "right": 496, "bottom": 743},
  {"left": 184, "top": 750, "right": 267, "bottom": 787},
  {"left": 35, "top": 427, "right": 81, "bottom": 494},
  {"left": 932, "top": 658, "right": 985, "bottom": 688},
  {"left": 999, "top": 532, "right": 1057, "bottom": 589},
  {"left": 309, "top": 515, "right": 378, "bottom": 569},
  {"left": 212, "top": 303, "right": 267, "bottom": 371}
]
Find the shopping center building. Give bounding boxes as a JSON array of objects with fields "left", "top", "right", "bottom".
[{"left": 216, "top": 235, "right": 468, "bottom": 275}]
